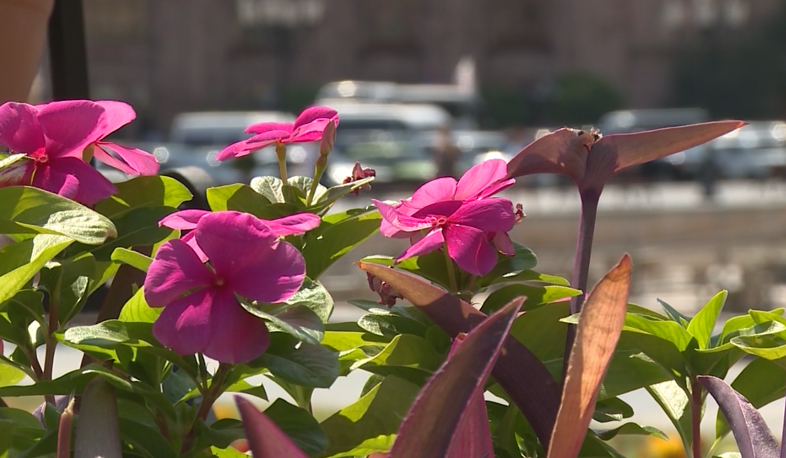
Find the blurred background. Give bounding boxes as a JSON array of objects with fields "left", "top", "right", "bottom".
[
  {"left": 24, "top": 0, "right": 786, "bottom": 323},
  {"left": 18, "top": 0, "right": 786, "bottom": 448}
]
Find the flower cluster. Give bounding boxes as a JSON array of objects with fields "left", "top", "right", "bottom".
[
  {"left": 0, "top": 100, "right": 158, "bottom": 205},
  {"left": 145, "top": 211, "right": 317, "bottom": 364},
  {"left": 373, "top": 159, "right": 518, "bottom": 276}
]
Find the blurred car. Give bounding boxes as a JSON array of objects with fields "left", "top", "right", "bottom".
[
  {"left": 417, "top": 129, "right": 508, "bottom": 175},
  {"left": 709, "top": 121, "right": 786, "bottom": 179},
  {"left": 321, "top": 101, "right": 452, "bottom": 186}
]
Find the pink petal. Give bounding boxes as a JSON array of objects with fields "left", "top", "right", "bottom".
[
  {"left": 30, "top": 163, "right": 80, "bottom": 200},
  {"left": 152, "top": 288, "right": 213, "bottom": 355},
  {"left": 0, "top": 102, "right": 45, "bottom": 153},
  {"left": 159, "top": 209, "right": 210, "bottom": 230},
  {"left": 448, "top": 198, "right": 515, "bottom": 233},
  {"left": 478, "top": 178, "right": 516, "bottom": 199},
  {"left": 454, "top": 159, "right": 508, "bottom": 200},
  {"left": 264, "top": 213, "right": 321, "bottom": 236},
  {"left": 94, "top": 100, "right": 136, "bottom": 134},
  {"left": 195, "top": 212, "right": 305, "bottom": 303},
  {"left": 444, "top": 224, "right": 498, "bottom": 276},
  {"left": 292, "top": 106, "right": 339, "bottom": 130},
  {"left": 144, "top": 239, "right": 214, "bottom": 308},
  {"left": 396, "top": 228, "right": 445, "bottom": 263},
  {"left": 403, "top": 177, "right": 458, "bottom": 210},
  {"left": 246, "top": 129, "right": 292, "bottom": 144},
  {"left": 216, "top": 140, "right": 256, "bottom": 161},
  {"left": 37, "top": 100, "right": 107, "bottom": 158},
  {"left": 93, "top": 141, "right": 159, "bottom": 175},
  {"left": 372, "top": 199, "right": 432, "bottom": 232},
  {"left": 492, "top": 232, "right": 515, "bottom": 256},
  {"left": 38, "top": 157, "right": 117, "bottom": 205},
  {"left": 245, "top": 122, "right": 293, "bottom": 135},
  {"left": 203, "top": 289, "right": 271, "bottom": 363},
  {"left": 182, "top": 232, "right": 208, "bottom": 263}
]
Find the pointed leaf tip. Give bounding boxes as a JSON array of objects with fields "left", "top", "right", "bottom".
[
  {"left": 389, "top": 298, "right": 523, "bottom": 458},
  {"left": 235, "top": 396, "right": 310, "bottom": 458},
  {"left": 698, "top": 376, "right": 780, "bottom": 458},
  {"left": 547, "top": 254, "right": 632, "bottom": 458}
]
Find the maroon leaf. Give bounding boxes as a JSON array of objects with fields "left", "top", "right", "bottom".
[
  {"left": 389, "top": 299, "right": 522, "bottom": 458},
  {"left": 506, "top": 121, "right": 744, "bottom": 194},
  {"left": 357, "top": 262, "right": 560, "bottom": 448},
  {"left": 235, "top": 396, "right": 309, "bottom": 458},
  {"left": 698, "top": 375, "right": 780, "bottom": 458},
  {"left": 547, "top": 254, "right": 632, "bottom": 458}
]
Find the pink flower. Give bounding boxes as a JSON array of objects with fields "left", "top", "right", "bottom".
[
  {"left": 0, "top": 100, "right": 158, "bottom": 205},
  {"left": 380, "top": 159, "right": 518, "bottom": 256},
  {"left": 372, "top": 197, "right": 515, "bottom": 276},
  {"left": 217, "top": 106, "right": 339, "bottom": 161},
  {"left": 159, "top": 209, "right": 320, "bottom": 261},
  {"left": 144, "top": 211, "right": 306, "bottom": 364},
  {"left": 343, "top": 162, "right": 376, "bottom": 196}
]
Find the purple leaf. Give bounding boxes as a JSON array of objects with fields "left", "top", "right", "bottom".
[
  {"left": 547, "top": 254, "right": 632, "bottom": 458},
  {"left": 235, "top": 396, "right": 309, "bottom": 458},
  {"left": 388, "top": 298, "right": 522, "bottom": 458},
  {"left": 357, "top": 262, "right": 561, "bottom": 448},
  {"left": 698, "top": 375, "right": 780, "bottom": 458}
]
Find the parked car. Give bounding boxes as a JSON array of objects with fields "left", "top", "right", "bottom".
[{"left": 709, "top": 121, "right": 786, "bottom": 179}]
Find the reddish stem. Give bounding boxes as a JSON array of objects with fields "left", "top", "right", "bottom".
[{"left": 691, "top": 377, "right": 703, "bottom": 458}]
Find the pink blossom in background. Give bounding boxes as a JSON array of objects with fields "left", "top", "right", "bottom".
[
  {"left": 217, "top": 106, "right": 339, "bottom": 161},
  {"left": 145, "top": 211, "right": 306, "bottom": 364},
  {"left": 373, "top": 197, "right": 515, "bottom": 276},
  {"left": 159, "top": 209, "right": 320, "bottom": 261},
  {"left": 0, "top": 100, "right": 158, "bottom": 205}
]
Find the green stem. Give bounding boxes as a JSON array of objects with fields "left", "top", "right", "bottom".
[
  {"left": 442, "top": 243, "right": 458, "bottom": 293},
  {"left": 181, "top": 363, "right": 232, "bottom": 453},
  {"left": 306, "top": 175, "right": 320, "bottom": 207},
  {"left": 691, "top": 377, "right": 703, "bottom": 458},
  {"left": 275, "top": 142, "right": 288, "bottom": 182}
]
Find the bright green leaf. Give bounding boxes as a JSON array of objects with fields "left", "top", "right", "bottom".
[
  {"left": 687, "top": 291, "right": 727, "bottom": 349},
  {"left": 253, "top": 333, "right": 339, "bottom": 388},
  {"left": 0, "top": 235, "right": 72, "bottom": 305},
  {"left": 302, "top": 207, "right": 380, "bottom": 279},
  {"left": 95, "top": 175, "right": 192, "bottom": 219},
  {"left": 111, "top": 247, "right": 152, "bottom": 273}
]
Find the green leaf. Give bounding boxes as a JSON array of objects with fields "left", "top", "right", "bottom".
[
  {"left": 118, "top": 287, "right": 161, "bottom": 323},
  {"left": 302, "top": 206, "right": 381, "bottom": 279},
  {"left": 250, "top": 176, "right": 284, "bottom": 203},
  {"left": 95, "top": 175, "right": 192, "bottom": 219},
  {"left": 0, "top": 361, "right": 26, "bottom": 387},
  {"left": 687, "top": 291, "right": 727, "bottom": 349},
  {"left": 207, "top": 183, "right": 272, "bottom": 213},
  {"left": 658, "top": 299, "right": 691, "bottom": 327},
  {"left": 354, "top": 334, "right": 444, "bottom": 383},
  {"left": 646, "top": 380, "right": 692, "bottom": 458},
  {"left": 476, "top": 242, "right": 537, "bottom": 287},
  {"left": 319, "top": 375, "right": 421, "bottom": 457},
  {"left": 118, "top": 418, "right": 177, "bottom": 458},
  {"left": 264, "top": 399, "right": 328, "bottom": 456},
  {"left": 253, "top": 333, "right": 339, "bottom": 388},
  {"left": 279, "top": 277, "right": 333, "bottom": 323},
  {"left": 489, "top": 269, "right": 570, "bottom": 286},
  {"left": 111, "top": 247, "right": 153, "bottom": 273},
  {"left": 211, "top": 446, "right": 250, "bottom": 457},
  {"left": 481, "top": 284, "right": 581, "bottom": 314},
  {"left": 0, "top": 186, "right": 117, "bottom": 244},
  {"left": 39, "top": 252, "right": 97, "bottom": 325},
  {"left": 509, "top": 301, "right": 569, "bottom": 365},
  {"left": 593, "top": 397, "right": 634, "bottom": 422},
  {"left": 75, "top": 206, "right": 175, "bottom": 261},
  {"left": 357, "top": 309, "right": 430, "bottom": 338},
  {"left": 240, "top": 302, "right": 323, "bottom": 345},
  {"left": 0, "top": 235, "right": 73, "bottom": 305},
  {"left": 311, "top": 176, "right": 375, "bottom": 211},
  {"left": 63, "top": 320, "right": 157, "bottom": 349},
  {"left": 624, "top": 313, "right": 695, "bottom": 352},
  {"left": 595, "top": 422, "right": 668, "bottom": 441}
]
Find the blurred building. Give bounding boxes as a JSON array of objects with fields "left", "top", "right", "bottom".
[{"left": 79, "top": 0, "right": 778, "bottom": 133}]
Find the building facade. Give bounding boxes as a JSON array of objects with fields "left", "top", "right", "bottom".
[{"left": 80, "top": 0, "right": 777, "bottom": 134}]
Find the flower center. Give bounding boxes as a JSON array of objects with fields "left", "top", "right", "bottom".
[
  {"left": 427, "top": 215, "right": 448, "bottom": 228},
  {"left": 212, "top": 276, "right": 227, "bottom": 288},
  {"left": 29, "top": 147, "right": 48, "bottom": 164}
]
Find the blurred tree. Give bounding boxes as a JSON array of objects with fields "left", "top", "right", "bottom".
[
  {"left": 280, "top": 84, "right": 320, "bottom": 114},
  {"left": 673, "top": 3, "right": 786, "bottom": 119},
  {"left": 546, "top": 72, "right": 624, "bottom": 126},
  {"left": 479, "top": 86, "right": 533, "bottom": 128}
]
